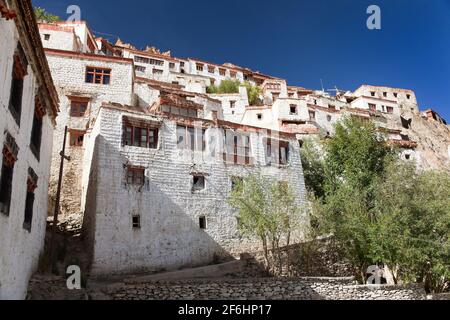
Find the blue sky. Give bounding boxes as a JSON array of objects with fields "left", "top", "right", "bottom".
[{"left": 34, "top": 0, "right": 450, "bottom": 120}]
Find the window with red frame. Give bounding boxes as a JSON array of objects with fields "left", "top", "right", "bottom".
[{"left": 85, "top": 67, "right": 111, "bottom": 85}]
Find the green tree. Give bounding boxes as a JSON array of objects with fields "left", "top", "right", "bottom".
[
  {"left": 311, "top": 116, "right": 449, "bottom": 292},
  {"left": 229, "top": 175, "right": 302, "bottom": 275},
  {"left": 243, "top": 81, "right": 262, "bottom": 106},
  {"left": 299, "top": 138, "right": 326, "bottom": 199},
  {"left": 34, "top": 7, "right": 61, "bottom": 23},
  {"left": 206, "top": 79, "right": 241, "bottom": 94}
]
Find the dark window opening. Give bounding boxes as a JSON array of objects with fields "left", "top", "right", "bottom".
[
  {"left": 406, "top": 94, "right": 411, "bottom": 100},
  {"left": 70, "top": 130, "right": 85, "bottom": 147},
  {"left": 394, "top": 93, "right": 398, "bottom": 98},
  {"left": 370, "top": 92, "right": 376, "bottom": 97},
  {"left": 193, "top": 175, "right": 205, "bottom": 191},
  {"left": 290, "top": 105, "right": 297, "bottom": 115},
  {"left": 0, "top": 137, "right": 18, "bottom": 217},
  {"left": 327, "top": 115, "right": 332, "bottom": 122},
  {"left": 405, "top": 154, "right": 411, "bottom": 160},
  {"left": 401, "top": 117, "right": 412, "bottom": 129},
  {"left": 9, "top": 47, "right": 27, "bottom": 126},
  {"left": 230, "top": 100, "right": 236, "bottom": 108},
  {"left": 309, "top": 110, "right": 316, "bottom": 120},
  {"left": 257, "top": 113, "right": 263, "bottom": 120},
  {"left": 386, "top": 106, "right": 394, "bottom": 114},
  {"left": 30, "top": 112, "right": 43, "bottom": 161},
  {"left": 44, "top": 34, "right": 50, "bottom": 41},
  {"left": 132, "top": 215, "right": 141, "bottom": 229},
  {"left": 199, "top": 216, "right": 207, "bottom": 230},
  {"left": 383, "top": 92, "right": 387, "bottom": 98},
  {"left": 23, "top": 169, "right": 38, "bottom": 233},
  {"left": 369, "top": 103, "right": 377, "bottom": 112}
]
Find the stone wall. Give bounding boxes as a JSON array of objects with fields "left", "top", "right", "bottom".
[
  {"left": 0, "top": 12, "right": 55, "bottom": 300},
  {"left": 83, "top": 106, "right": 308, "bottom": 276},
  {"left": 103, "top": 278, "right": 427, "bottom": 300}
]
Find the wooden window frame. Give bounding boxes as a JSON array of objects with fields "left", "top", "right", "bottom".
[
  {"left": 219, "top": 68, "right": 226, "bottom": 76},
  {"left": 369, "top": 103, "right": 377, "bottom": 112},
  {"left": 386, "top": 106, "right": 394, "bottom": 114},
  {"left": 266, "top": 139, "right": 290, "bottom": 166},
  {"left": 177, "top": 125, "right": 206, "bottom": 151},
  {"left": 85, "top": 67, "right": 111, "bottom": 85},
  {"left": 208, "top": 66, "right": 215, "bottom": 74},
  {"left": 124, "top": 124, "right": 159, "bottom": 149},
  {"left": 126, "top": 166, "right": 145, "bottom": 186},
  {"left": 196, "top": 63, "right": 204, "bottom": 72},
  {"left": 223, "top": 132, "right": 252, "bottom": 165},
  {"left": 69, "top": 129, "right": 86, "bottom": 147},
  {"left": 69, "top": 97, "right": 89, "bottom": 117}
]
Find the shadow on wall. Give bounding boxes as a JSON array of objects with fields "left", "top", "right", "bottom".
[{"left": 82, "top": 134, "right": 236, "bottom": 277}]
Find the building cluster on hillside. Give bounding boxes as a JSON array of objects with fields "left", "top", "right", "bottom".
[{"left": 1, "top": 0, "right": 449, "bottom": 299}]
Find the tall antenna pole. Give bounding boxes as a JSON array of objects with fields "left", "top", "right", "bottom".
[
  {"left": 49, "top": 126, "right": 71, "bottom": 272},
  {"left": 320, "top": 79, "right": 325, "bottom": 92}
]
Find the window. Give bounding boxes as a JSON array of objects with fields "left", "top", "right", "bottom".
[
  {"left": 30, "top": 97, "right": 45, "bottom": 161},
  {"left": 405, "top": 154, "right": 411, "bottom": 160},
  {"left": 23, "top": 168, "right": 38, "bottom": 232},
  {"left": 406, "top": 94, "right": 411, "bottom": 100},
  {"left": 126, "top": 167, "right": 145, "bottom": 186},
  {"left": 290, "top": 105, "right": 297, "bottom": 115},
  {"left": 288, "top": 92, "right": 295, "bottom": 98},
  {"left": 169, "top": 62, "right": 175, "bottom": 69},
  {"left": 135, "top": 65, "right": 146, "bottom": 73},
  {"left": 370, "top": 92, "right": 376, "bottom": 97},
  {"left": 177, "top": 125, "right": 206, "bottom": 151},
  {"left": 219, "top": 68, "right": 226, "bottom": 76},
  {"left": 401, "top": 117, "right": 412, "bottom": 129},
  {"left": 196, "top": 63, "right": 204, "bottom": 72},
  {"left": 223, "top": 132, "right": 251, "bottom": 165},
  {"left": 123, "top": 124, "right": 158, "bottom": 149},
  {"left": 328, "top": 105, "right": 336, "bottom": 110},
  {"left": 132, "top": 215, "right": 141, "bottom": 229},
  {"left": 85, "top": 67, "right": 111, "bottom": 85},
  {"left": 386, "top": 106, "right": 394, "bottom": 114},
  {"left": 153, "top": 68, "right": 163, "bottom": 75},
  {"left": 309, "top": 110, "right": 316, "bottom": 120},
  {"left": 382, "top": 105, "right": 386, "bottom": 113},
  {"left": 257, "top": 113, "right": 263, "bottom": 120},
  {"left": 313, "top": 99, "right": 317, "bottom": 105},
  {"left": 383, "top": 92, "right": 387, "bottom": 98},
  {"left": 230, "top": 71, "right": 237, "bottom": 78},
  {"left": 180, "top": 62, "right": 185, "bottom": 67},
  {"left": 0, "top": 133, "right": 18, "bottom": 216},
  {"left": 327, "top": 115, "right": 332, "bottom": 122},
  {"left": 70, "top": 99, "right": 89, "bottom": 117},
  {"left": 193, "top": 175, "right": 205, "bottom": 191},
  {"left": 135, "top": 56, "right": 150, "bottom": 64},
  {"left": 199, "top": 216, "right": 207, "bottom": 230},
  {"left": 369, "top": 103, "right": 377, "bottom": 112},
  {"left": 230, "top": 101, "right": 236, "bottom": 109},
  {"left": 266, "top": 139, "right": 290, "bottom": 165},
  {"left": 69, "top": 130, "right": 85, "bottom": 147},
  {"left": 9, "top": 44, "right": 28, "bottom": 126},
  {"left": 208, "top": 66, "right": 215, "bottom": 74},
  {"left": 44, "top": 34, "right": 50, "bottom": 41},
  {"left": 394, "top": 93, "right": 398, "bottom": 98},
  {"left": 150, "top": 59, "right": 164, "bottom": 66},
  {"left": 162, "top": 105, "right": 198, "bottom": 118}
]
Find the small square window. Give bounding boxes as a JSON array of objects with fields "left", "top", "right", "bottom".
[
  {"left": 371, "top": 92, "right": 376, "bottom": 97},
  {"left": 290, "top": 105, "right": 297, "bottom": 115},
  {"left": 193, "top": 175, "right": 205, "bottom": 191},
  {"left": 199, "top": 216, "right": 207, "bottom": 230},
  {"left": 394, "top": 93, "right": 398, "bottom": 98},
  {"left": 230, "top": 100, "right": 236, "bottom": 108},
  {"left": 44, "top": 34, "right": 50, "bottom": 41},
  {"left": 406, "top": 94, "right": 411, "bottom": 100},
  {"left": 405, "top": 154, "right": 411, "bottom": 160},
  {"left": 383, "top": 92, "right": 387, "bottom": 97},
  {"left": 132, "top": 215, "right": 141, "bottom": 229},
  {"left": 257, "top": 113, "right": 263, "bottom": 120}
]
